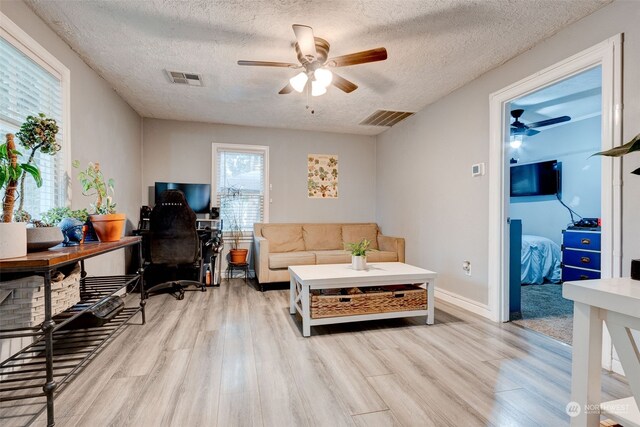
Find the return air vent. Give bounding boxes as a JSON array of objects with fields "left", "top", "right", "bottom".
[
  {"left": 360, "top": 110, "right": 414, "bottom": 127},
  {"left": 166, "top": 70, "right": 203, "bottom": 86}
]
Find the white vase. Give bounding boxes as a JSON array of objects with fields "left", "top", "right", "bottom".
[
  {"left": 352, "top": 255, "right": 367, "bottom": 271},
  {"left": 26, "top": 227, "right": 64, "bottom": 252},
  {"left": 0, "top": 222, "right": 27, "bottom": 259}
]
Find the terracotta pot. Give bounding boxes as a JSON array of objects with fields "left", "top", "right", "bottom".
[
  {"left": 89, "top": 213, "right": 126, "bottom": 242},
  {"left": 229, "top": 248, "right": 248, "bottom": 264},
  {"left": 0, "top": 222, "right": 27, "bottom": 259}
]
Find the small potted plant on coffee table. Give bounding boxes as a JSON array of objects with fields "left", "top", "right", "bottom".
[
  {"left": 73, "top": 160, "right": 126, "bottom": 242},
  {"left": 346, "top": 238, "right": 371, "bottom": 271}
]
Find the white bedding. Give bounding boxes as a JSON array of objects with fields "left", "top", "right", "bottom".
[{"left": 521, "top": 235, "right": 562, "bottom": 285}]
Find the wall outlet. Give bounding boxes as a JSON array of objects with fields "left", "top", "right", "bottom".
[{"left": 462, "top": 260, "right": 471, "bottom": 276}]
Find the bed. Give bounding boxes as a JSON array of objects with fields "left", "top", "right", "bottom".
[{"left": 521, "top": 235, "right": 562, "bottom": 285}]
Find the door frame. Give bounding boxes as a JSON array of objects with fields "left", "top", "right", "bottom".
[{"left": 487, "top": 35, "right": 622, "bottom": 365}]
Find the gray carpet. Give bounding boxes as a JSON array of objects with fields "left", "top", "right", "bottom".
[{"left": 512, "top": 283, "right": 574, "bottom": 344}]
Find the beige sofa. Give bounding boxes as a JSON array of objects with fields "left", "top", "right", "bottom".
[{"left": 253, "top": 223, "right": 405, "bottom": 285}]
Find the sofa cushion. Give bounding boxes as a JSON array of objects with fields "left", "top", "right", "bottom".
[
  {"left": 261, "top": 224, "right": 305, "bottom": 253},
  {"left": 303, "top": 224, "right": 343, "bottom": 250},
  {"left": 268, "top": 251, "right": 316, "bottom": 269},
  {"left": 342, "top": 224, "right": 379, "bottom": 250},
  {"left": 313, "top": 250, "right": 351, "bottom": 265},
  {"left": 366, "top": 250, "right": 398, "bottom": 263}
]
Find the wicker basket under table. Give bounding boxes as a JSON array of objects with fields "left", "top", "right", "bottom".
[{"left": 310, "top": 285, "right": 427, "bottom": 319}]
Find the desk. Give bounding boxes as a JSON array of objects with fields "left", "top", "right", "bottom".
[
  {"left": 0, "top": 237, "right": 145, "bottom": 426},
  {"left": 563, "top": 278, "right": 640, "bottom": 427}
]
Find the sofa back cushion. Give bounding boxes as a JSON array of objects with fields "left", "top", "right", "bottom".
[
  {"left": 303, "top": 224, "right": 343, "bottom": 250},
  {"left": 261, "top": 224, "right": 305, "bottom": 253},
  {"left": 342, "top": 224, "right": 379, "bottom": 250}
]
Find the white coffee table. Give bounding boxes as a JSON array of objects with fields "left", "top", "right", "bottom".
[{"left": 289, "top": 262, "right": 437, "bottom": 337}]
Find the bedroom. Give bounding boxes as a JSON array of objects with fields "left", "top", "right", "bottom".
[{"left": 507, "top": 66, "right": 603, "bottom": 344}]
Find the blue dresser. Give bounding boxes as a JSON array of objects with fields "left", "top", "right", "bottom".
[{"left": 561, "top": 228, "right": 601, "bottom": 282}]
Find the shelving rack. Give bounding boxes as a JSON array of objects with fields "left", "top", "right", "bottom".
[{"left": 0, "top": 237, "right": 146, "bottom": 426}]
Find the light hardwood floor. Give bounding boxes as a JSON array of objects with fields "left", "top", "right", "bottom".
[{"left": 1, "top": 278, "right": 630, "bottom": 427}]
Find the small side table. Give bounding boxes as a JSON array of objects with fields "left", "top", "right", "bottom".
[{"left": 228, "top": 262, "right": 249, "bottom": 283}]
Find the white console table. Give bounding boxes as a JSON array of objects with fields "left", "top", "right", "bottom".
[{"left": 563, "top": 277, "right": 640, "bottom": 427}]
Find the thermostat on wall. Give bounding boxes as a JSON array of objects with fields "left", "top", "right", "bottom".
[{"left": 471, "top": 163, "right": 485, "bottom": 177}]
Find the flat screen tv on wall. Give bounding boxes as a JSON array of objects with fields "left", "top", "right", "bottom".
[
  {"left": 154, "top": 182, "right": 211, "bottom": 213},
  {"left": 510, "top": 160, "right": 561, "bottom": 197}
]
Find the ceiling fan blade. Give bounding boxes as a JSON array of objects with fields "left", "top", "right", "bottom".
[
  {"left": 331, "top": 73, "right": 358, "bottom": 93},
  {"left": 292, "top": 24, "right": 317, "bottom": 59},
  {"left": 278, "top": 83, "right": 294, "bottom": 94},
  {"left": 327, "top": 47, "right": 387, "bottom": 67},
  {"left": 237, "top": 60, "right": 297, "bottom": 68},
  {"left": 528, "top": 115, "right": 571, "bottom": 128},
  {"left": 525, "top": 129, "right": 541, "bottom": 137}
]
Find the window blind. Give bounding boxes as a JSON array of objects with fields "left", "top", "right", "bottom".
[
  {"left": 0, "top": 34, "right": 65, "bottom": 219},
  {"left": 214, "top": 148, "right": 266, "bottom": 233}
]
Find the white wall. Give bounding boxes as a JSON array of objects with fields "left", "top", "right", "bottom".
[
  {"left": 509, "top": 116, "right": 602, "bottom": 246},
  {"left": 142, "top": 118, "right": 377, "bottom": 224},
  {"left": 1, "top": 1, "right": 143, "bottom": 275},
  {"left": 376, "top": 0, "right": 640, "bottom": 307}
]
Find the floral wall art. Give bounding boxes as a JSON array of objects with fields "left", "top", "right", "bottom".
[{"left": 307, "top": 154, "right": 338, "bottom": 198}]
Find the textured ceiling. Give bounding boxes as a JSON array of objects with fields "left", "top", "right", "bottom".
[{"left": 25, "top": 0, "right": 611, "bottom": 136}]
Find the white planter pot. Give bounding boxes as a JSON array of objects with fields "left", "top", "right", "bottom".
[
  {"left": 0, "top": 222, "right": 27, "bottom": 259},
  {"left": 352, "top": 255, "right": 367, "bottom": 271},
  {"left": 26, "top": 227, "right": 64, "bottom": 252}
]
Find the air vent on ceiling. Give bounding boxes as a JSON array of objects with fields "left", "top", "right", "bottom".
[
  {"left": 360, "top": 110, "right": 414, "bottom": 127},
  {"left": 166, "top": 70, "right": 203, "bottom": 86}
]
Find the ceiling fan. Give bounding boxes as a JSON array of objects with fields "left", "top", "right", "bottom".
[
  {"left": 510, "top": 109, "right": 571, "bottom": 137},
  {"left": 237, "top": 24, "right": 387, "bottom": 96}
]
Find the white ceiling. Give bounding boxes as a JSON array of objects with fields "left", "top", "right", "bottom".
[
  {"left": 25, "top": 0, "right": 611, "bottom": 136},
  {"left": 511, "top": 66, "right": 602, "bottom": 126}
]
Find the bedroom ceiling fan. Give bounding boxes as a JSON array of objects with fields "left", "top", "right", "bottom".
[
  {"left": 510, "top": 109, "right": 571, "bottom": 137},
  {"left": 237, "top": 24, "right": 387, "bottom": 96}
]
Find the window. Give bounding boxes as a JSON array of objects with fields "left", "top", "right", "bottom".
[
  {"left": 212, "top": 144, "right": 269, "bottom": 233},
  {"left": 1, "top": 13, "right": 70, "bottom": 219}
]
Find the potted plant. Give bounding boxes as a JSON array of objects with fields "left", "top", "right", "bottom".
[
  {"left": 14, "top": 113, "right": 60, "bottom": 220},
  {"left": 40, "top": 207, "right": 89, "bottom": 246},
  {"left": 220, "top": 186, "right": 248, "bottom": 263},
  {"left": 0, "top": 134, "right": 42, "bottom": 258},
  {"left": 73, "top": 160, "right": 126, "bottom": 242},
  {"left": 345, "top": 238, "right": 371, "bottom": 271},
  {"left": 594, "top": 132, "right": 639, "bottom": 279}
]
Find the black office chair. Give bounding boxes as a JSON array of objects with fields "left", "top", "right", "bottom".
[{"left": 145, "top": 190, "right": 206, "bottom": 300}]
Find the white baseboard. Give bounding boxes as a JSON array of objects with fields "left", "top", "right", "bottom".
[{"left": 434, "top": 287, "right": 493, "bottom": 320}]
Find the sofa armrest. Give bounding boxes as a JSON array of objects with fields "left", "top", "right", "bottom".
[
  {"left": 253, "top": 236, "right": 270, "bottom": 283},
  {"left": 378, "top": 235, "right": 405, "bottom": 263}
]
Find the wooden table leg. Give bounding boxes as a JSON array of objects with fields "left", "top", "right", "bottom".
[
  {"left": 426, "top": 279, "right": 435, "bottom": 325},
  {"left": 302, "top": 284, "right": 311, "bottom": 337},
  {"left": 570, "top": 301, "right": 602, "bottom": 427},
  {"left": 289, "top": 277, "right": 296, "bottom": 315}
]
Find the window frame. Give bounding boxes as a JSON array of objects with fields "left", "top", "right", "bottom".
[
  {"left": 1, "top": 11, "right": 71, "bottom": 207},
  {"left": 211, "top": 143, "right": 270, "bottom": 235}
]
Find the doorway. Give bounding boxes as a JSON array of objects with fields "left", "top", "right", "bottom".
[
  {"left": 488, "top": 35, "right": 622, "bottom": 366},
  {"left": 506, "top": 67, "right": 602, "bottom": 343}
]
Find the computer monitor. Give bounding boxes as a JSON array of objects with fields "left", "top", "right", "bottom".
[{"left": 154, "top": 182, "right": 211, "bottom": 214}]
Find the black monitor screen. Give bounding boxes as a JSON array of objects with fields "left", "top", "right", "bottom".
[
  {"left": 155, "top": 182, "right": 211, "bottom": 213},
  {"left": 510, "top": 160, "right": 560, "bottom": 197}
]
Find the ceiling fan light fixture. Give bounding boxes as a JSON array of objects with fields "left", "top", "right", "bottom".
[
  {"left": 290, "top": 72, "right": 308, "bottom": 93},
  {"left": 510, "top": 134, "right": 523, "bottom": 149},
  {"left": 311, "top": 80, "right": 327, "bottom": 97},
  {"left": 314, "top": 68, "right": 333, "bottom": 87}
]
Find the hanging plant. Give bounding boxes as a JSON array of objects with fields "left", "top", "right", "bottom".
[{"left": 14, "top": 113, "right": 60, "bottom": 217}]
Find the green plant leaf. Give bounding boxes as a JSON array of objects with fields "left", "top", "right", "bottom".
[
  {"left": 593, "top": 134, "right": 640, "bottom": 157},
  {"left": 72, "top": 159, "right": 80, "bottom": 168},
  {"left": 20, "top": 163, "right": 42, "bottom": 187},
  {"left": 632, "top": 166, "right": 640, "bottom": 176}
]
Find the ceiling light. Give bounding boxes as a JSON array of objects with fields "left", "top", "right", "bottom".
[
  {"left": 311, "top": 80, "right": 327, "bottom": 97},
  {"left": 510, "top": 134, "right": 523, "bottom": 149},
  {"left": 290, "top": 72, "right": 308, "bottom": 93},
  {"left": 314, "top": 68, "right": 333, "bottom": 87}
]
